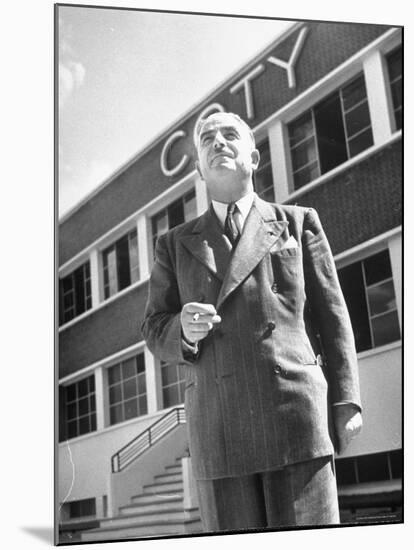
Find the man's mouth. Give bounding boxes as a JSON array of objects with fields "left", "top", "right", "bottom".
[{"left": 211, "top": 152, "right": 233, "bottom": 164}]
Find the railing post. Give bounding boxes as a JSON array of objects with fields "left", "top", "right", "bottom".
[{"left": 148, "top": 429, "right": 152, "bottom": 447}]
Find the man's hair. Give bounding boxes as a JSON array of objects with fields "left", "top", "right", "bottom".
[{"left": 194, "top": 111, "right": 256, "bottom": 149}]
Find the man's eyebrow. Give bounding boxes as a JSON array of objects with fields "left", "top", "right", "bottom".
[{"left": 199, "top": 126, "right": 240, "bottom": 141}]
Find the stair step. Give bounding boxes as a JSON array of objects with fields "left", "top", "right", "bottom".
[
  {"left": 120, "top": 498, "right": 183, "bottom": 516},
  {"left": 99, "top": 508, "right": 199, "bottom": 529},
  {"left": 130, "top": 491, "right": 183, "bottom": 505},
  {"left": 143, "top": 480, "right": 183, "bottom": 494},
  {"left": 154, "top": 472, "right": 182, "bottom": 483},
  {"left": 82, "top": 518, "right": 203, "bottom": 541},
  {"left": 165, "top": 464, "right": 182, "bottom": 474}
]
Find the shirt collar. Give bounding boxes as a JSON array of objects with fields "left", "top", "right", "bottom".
[{"left": 211, "top": 192, "right": 256, "bottom": 228}]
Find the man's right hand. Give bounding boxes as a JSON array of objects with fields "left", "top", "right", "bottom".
[{"left": 180, "top": 302, "right": 221, "bottom": 344}]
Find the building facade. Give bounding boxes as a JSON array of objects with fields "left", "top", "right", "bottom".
[{"left": 58, "top": 20, "right": 402, "bottom": 540}]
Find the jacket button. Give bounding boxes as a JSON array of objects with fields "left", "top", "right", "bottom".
[
  {"left": 271, "top": 283, "right": 278, "bottom": 294},
  {"left": 267, "top": 321, "right": 276, "bottom": 331}
]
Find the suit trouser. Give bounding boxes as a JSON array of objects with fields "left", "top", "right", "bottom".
[{"left": 196, "top": 455, "right": 339, "bottom": 532}]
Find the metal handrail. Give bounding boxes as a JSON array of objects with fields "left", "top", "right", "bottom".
[{"left": 111, "top": 406, "right": 186, "bottom": 473}]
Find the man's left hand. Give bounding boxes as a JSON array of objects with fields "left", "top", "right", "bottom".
[{"left": 333, "top": 404, "right": 362, "bottom": 454}]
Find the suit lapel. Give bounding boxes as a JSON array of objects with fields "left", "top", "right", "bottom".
[
  {"left": 180, "top": 206, "right": 232, "bottom": 281},
  {"left": 216, "top": 197, "right": 288, "bottom": 309}
]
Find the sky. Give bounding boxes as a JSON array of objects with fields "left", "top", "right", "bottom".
[{"left": 58, "top": 6, "right": 294, "bottom": 217}]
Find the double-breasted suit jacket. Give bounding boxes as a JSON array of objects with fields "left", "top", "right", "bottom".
[{"left": 142, "top": 196, "right": 361, "bottom": 481}]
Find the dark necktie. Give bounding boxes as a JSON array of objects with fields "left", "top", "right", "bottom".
[{"left": 224, "top": 203, "right": 240, "bottom": 246}]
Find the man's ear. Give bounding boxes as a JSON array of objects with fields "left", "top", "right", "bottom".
[
  {"left": 195, "top": 160, "right": 204, "bottom": 180},
  {"left": 251, "top": 149, "right": 260, "bottom": 171}
]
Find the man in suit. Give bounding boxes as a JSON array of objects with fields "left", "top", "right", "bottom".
[{"left": 142, "top": 112, "right": 362, "bottom": 531}]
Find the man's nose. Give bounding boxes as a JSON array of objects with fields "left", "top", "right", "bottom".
[{"left": 213, "top": 132, "right": 226, "bottom": 149}]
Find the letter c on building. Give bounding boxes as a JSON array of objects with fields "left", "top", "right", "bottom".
[{"left": 160, "top": 130, "right": 189, "bottom": 177}]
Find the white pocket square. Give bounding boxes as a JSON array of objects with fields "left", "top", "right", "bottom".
[{"left": 281, "top": 235, "right": 298, "bottom": 249}]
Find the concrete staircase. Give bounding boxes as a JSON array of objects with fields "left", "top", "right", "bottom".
[{"left": 81, "top": 457, "right": 203, "bottom": 541}]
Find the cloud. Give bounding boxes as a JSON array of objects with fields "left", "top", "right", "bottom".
[
  {"left": 59, "top": 61, "right": 86, "bottom": 108},
  {"left": 58, "top": 16, "right": 86, "bottom": 109}
]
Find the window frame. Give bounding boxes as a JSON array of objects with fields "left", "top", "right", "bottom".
[
  {"left": 107, "top": 353, "right": 148, "bottom": 426},
  {"left": 64, "top": 375, "right": 97, "bottom": 440},
  {"left": 101, "top": 227, "right": 140, "bottom": 300},
  {"left": 59, "top": 261, "right": 92, "bottom": 325},
  {"left": 337, "top": 246, "right": 400, "bottom": 353},
  {"left": 287, "top": 72, "right": 374, "bottom": 191}
]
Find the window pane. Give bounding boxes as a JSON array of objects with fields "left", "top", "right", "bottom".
[
  {"left": 136, "top": 354, "right": 145, "bottom": 374},
  {"left": 255, "top": 164, "right": 274, "bottom": 196},
  {"left": 161, "top": 364, "right": 178, "bottom": 386},
  {"left": 364, "top": 250, "right": 392, "bottom": 285},
  {"left": 79, "top": 416, "right": 90, "bottom": 435},
  {"left": 74, "top": 265, "right": 86, "bottom": 314},
  {"left": 153, "top": 211, "right": 168, "bottom": 238},
  {"left": 338, "top": 262, "right": 372, "bottom": 352},
  {"left": 116, "top": 235, "right": 131, "bottom": 291},
  {"left": 168, "top": 198, "right": 185, "bottom": 229},
  {"left": 387, "top": 47, "right": 402, "bottom": 81},
  {"left": 62, "top": 275, "right": 73, "bottom": 293},
  {"left": 137, "top": 373, "right": 147, "bottom": 395},
  {"left": 110, "top": 404, "right": 123, "bottom": 425},
  {"left": 103, "top": 247, "right": 117, "bottom": 298},
  {"left": 293, "top": 161, "right": 320, "bottom": 189},
  {"left": 357, "top": 452, "right": 390, "bottom": 483},
  {"left": 291, "top": 137, "right": 317, "bottom": 171},
  {"left": 314, "top": 92, "right": 348, "bottom": 173},
  {"left": 67, "top": 420, "right": 78, "bottom": 439},
  {"left": 139, "top": 395, "right": 148, "bottom": 415},
  {"left": 335, "top": 458, "right": 357, "bottom": 485},
  {"left": 109, "top": 383, "right": 122, "bottom": 404},
  {"left": 122, "top": 357, "right": 136, "bottom": 380},
  {"left": 66, "top": 384, "right": 77, "bottom": 403},
  {"left": 123, "top": 377, "right": 137, "bottom": 401},
  {"left": 390, "top": 450, "right": 402, "bottom": 479},
  {"left": 342, "top": 74, "right": 367, "bottom": 111},
  {"left": 288, "top": 112, "right": 314, "bottom": 147},
  {"left": 91, "top": 413, "right": 97, "bottom": 431},
  {"left": 67, "top": 402, "right": 77, "bottom": 420},
  {"left": 78, "top": 397, "right": 89, "bottom": 416},
  {"left": 260, "top": 185, "right": 275, "bottom": 203},
  {"left": 108, "top": 364, "right": 121, "bottom": 385},
  {"left": 90, "top": 394, "right": 96, "bottom": 412},
  {"left": 124, "top": 398, "right": 138, "bottom": 420},
  {"left": 371, "top": 310, "right": 400, "bottom": 347},
  {"left": 348, "top": 128, "right": 374, "bottom": 158},
  {"left": 128, "top": 230, "right": 139, "bottom": 283},
  {"left": 78, "top": 379, "right": 89, "bottom": 397},
  {"left": 88, "top": 375, "right": 95, "bottom": 392},
  {"left": 367, "top": 280, "right": 397, "bottom": 316},
  {"left": 344, "top": 102, "right": 371, "bottom": 138},
  {"left": 163, "top": 384, "right": 179, "bottom": 408}
]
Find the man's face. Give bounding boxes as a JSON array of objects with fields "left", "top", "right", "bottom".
[{"left": 195, "top": 113, "right": 259, "bottom": 202}]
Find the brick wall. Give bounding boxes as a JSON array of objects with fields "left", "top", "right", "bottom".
[{"left": 289, "top": 140, "right": 402, "bottom": 255}]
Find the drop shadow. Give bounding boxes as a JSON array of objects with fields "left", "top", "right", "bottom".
[{"left": 20, "top": 526, "right": 54, "bottom": 545}]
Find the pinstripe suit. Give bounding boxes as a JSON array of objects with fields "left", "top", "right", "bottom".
[{"left": 142, "top": 196, "right": 361, "bottom": 529}]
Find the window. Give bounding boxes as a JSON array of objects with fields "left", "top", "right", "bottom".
[
  {"left": 338, "top": 249, "right": 400, "bottom": 353},
  {"left": 335, "top": 450, "right": 402, "bottom": 486},
  {"left": 108, "top": 354, "right": 147, "bottom": 425},
  {"left": 254, "top": 140, "right": 275, "bottom": 202},
  {"left": 68, "top": 498, "right": 96, "bottom": 519},
  {"left": 386, "top": 46, "right": 402, "bottom": 131},
  {"left": 102, "top": 228, "right": 139, "bottom": 299},
  {"left": 59, "top": 262, "right": 92, "bottom": 325},
  {"left": 65, "top": 375, "right": 96, "bottom": 439},
  {"left": 288, "top": 73, "right": 374, "bottom": 190},
  {"left": 161, "top": 362, "right": 185, "bottom": 408},
  {"left": 152, "top": 189, "right": 197, "bottom": 251}
]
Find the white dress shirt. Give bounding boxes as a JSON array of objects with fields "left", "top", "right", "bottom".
[{"left": 211, "top": 191, "right": 256, "bottom": 234}]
